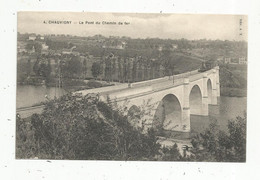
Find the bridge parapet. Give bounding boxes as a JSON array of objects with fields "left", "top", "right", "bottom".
[
  {"left": 77, "top": 83, "right": 129, "bottom": 96},
  {"left": 173, "top": 69, "right": 199, "bottom": 79},
  {"left": 107, "top": 86, "right": 153, "bottom": 100},
  {"left": 131, "top": 77, "right": 169, "bottom": 87},
  {"left": 188, "top": 73, "right": 204, "bottom": 82},
  {"left": 151, "top": 78, "right": 184, "bottom": 92}
]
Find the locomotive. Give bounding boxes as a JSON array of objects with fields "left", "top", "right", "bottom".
[{"left": 198, "top": 60, "right": 215, "bottom": 72}]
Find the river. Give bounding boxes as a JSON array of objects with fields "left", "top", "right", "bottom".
[
  {"left": 16, "top": 85, "right": 247, "bottom": 135},
  {"left": 191, "top": 96, "right": 247, "bottom": 135},
  {"left": 16, "top": 85, "right": 67, "bottom": 108}
]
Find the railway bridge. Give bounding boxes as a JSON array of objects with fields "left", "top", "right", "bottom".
[{"left": 78, "top": 66, "right": 220, "bottom": 132}]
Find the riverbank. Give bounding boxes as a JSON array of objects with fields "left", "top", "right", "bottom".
[
  {"left": 18, "top": 77, "right": 115, "bottom": 91},
  {"left": 220, "top": 87, "right": 247, "bottom": 97}
]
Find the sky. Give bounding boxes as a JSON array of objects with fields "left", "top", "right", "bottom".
[{"left": 18, "top": 12, "right": 248, "bottom": 41}]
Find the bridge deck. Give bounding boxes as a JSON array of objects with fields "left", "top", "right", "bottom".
[{"left": 77, "top": 68, "right": 214, "bottom": 99}]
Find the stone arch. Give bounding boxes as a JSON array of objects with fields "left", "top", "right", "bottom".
[
  {"left": 153, "top": 94, "right": 182, "bottom": 131},
  {"left": 189, "top": 85, "right": 203, "bottom": 115},
  {"left": 207, "top": 79, "right": 213, "bottom": 104}
]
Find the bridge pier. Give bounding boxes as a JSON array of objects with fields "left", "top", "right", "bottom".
[
  {"left": 201, "top": 96, "right": 209, "bottom": 116},
  {"left": 215, "top": 66, "right": 220, "bottom": 97},
  {"left": 210, "top": 69, "right": 218, "bottom": 105},
  {"left": 182, "top": 108, "right": 190, "bottom": 132},
  {"left": 201, "top": 73, "right": 209, "bottom": 116},
  {"left": 182, "top": 78, "right": 191, "bottom": 132}
]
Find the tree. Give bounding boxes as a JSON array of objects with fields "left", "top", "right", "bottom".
[
  {"left": 132, "top": 57, "right": 137, "bottom": 82},
  {"left": 64, "top": 56, "right": 82, "bottom": 78},
  {"left": 32, "top": 56, "right": 51, "bottom": 82},
  {"left": 26, "top": 59, "right": 31, "bottom": 76},
  {"left": 33, "top": 57, "right": 40, "bottom": 76},
  {"left": 144, "top": 58, "right": 149, "bottom": 80},
  {"left": 117, "top": 57, "right": 122, "bottom": 83},
  {"left": 26, "top": 42, "right": 42, "bottom": 54},
  {"left": 161, "top": 48, "right": 172, "bottom": 76},
  {"left": 25, "top": 43, "right": 33, "bottom": 52},
  {"left": 137, "top": 57, "right": 143, "bottom": 81},
  {"left": 159, "top": 144, "right": 183, "bottom": 161},
  {"left": 34, "top": 42, "right": 42, "bottom": 54},
  {"left": 91, "top": 62, "right": 103, "bottom": 80},
  {"left": 104, "top": 59, "right": 110, "bottom": 82},
  {"left": 127, "top": 59, "right": 131, "bottom": 83},
  {"left": 38, "top": 61, "right": 49, "bottom": 80},
  {"left": 16, "top": 94, "right": 161, "bottom": 160},
  {"left": 82, "top": 58, "right": 87, "bottom": 79},
  {"left": 111, "top": 57, "right": 116, "bottom": 82},
  {"left": 46, "top": 59, "right": 52, "bottom": 83},
  {"left": 122, "top": 57, "right": 127, "bottom": 83},
  {"left": 154, "top": 61, "right": 161, "bottom": 78},
  {"left": 189, "top": 113, "right": 247, "bottom": 162},
  {"left": 149, "top": 60, "right": 154, "bottom": 79}
]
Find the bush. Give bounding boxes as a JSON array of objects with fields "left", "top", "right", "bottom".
[
  {"left": 189, "top": 114, "right": 246, "bottom": 162},
  {"left": 16, "top": 93, "right": 161, "bottom": 160},
  {"left": 16, "top": 93, "right": 247, "bottom": 161},
  {"left": 86, "top": 80, "right": 103, "bottom": 88},
  {"left": 62, "top": 78, "right": 87, "bottom": 87}
]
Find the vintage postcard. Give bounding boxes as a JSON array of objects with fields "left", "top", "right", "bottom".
[{"left": 16, "top": 12, "right": 247, "bottom": 162}]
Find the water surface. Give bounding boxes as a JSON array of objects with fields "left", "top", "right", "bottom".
[{"left": 17, "top": 85, "right": 66, "bottom": 108}]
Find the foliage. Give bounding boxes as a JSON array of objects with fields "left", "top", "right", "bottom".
[
  {"left": 82, "top": 58, "right": 87, "bottom": 79},
  {"left": 159, "top": 144, "right": 183, "bottom": 161},
  {"left": 62, "top": 78, "right": 87, "bottom": 87},
  {"left": 16, "top": 94, "right": 247, "bottom": 162},
  {"left": 63, "top": 56, "right": 82, "bottom": 78},
  {"left": 25, "top": 42, "right": 42, "bottom": 53},
  {"left": 219, "top": 65, "right": 247, "bottom": 89},
  {"left": 86, "top": 80, "right": 103, "bottom": 88},
  {"left": 26, "top": 59, "right": 31, "bottom": 76},
  {"left": 32, "top": 57, "right": 52, "bottom": 82},
  {"left": 91, "top": 62, "right": 103, "bottom": 79},
  {"left": 16, "top": 94, "right": 161, "bottom": 160},
  {"left": 189, "top": 114, "right": 246, "bottom": 162},
  {"left": 16, "top": 115, "right": 39, "bottom": 159},
  {"left": 45, "top": 39, "right": 73, "bottom": 50}
]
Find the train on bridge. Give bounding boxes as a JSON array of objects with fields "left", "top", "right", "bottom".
[{"left": 198, "top": 60, "right": 216, "bottom": 72}]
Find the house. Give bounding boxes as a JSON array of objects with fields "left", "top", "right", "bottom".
[
  {"left": 239, "top": 57, "right": 247, "bottom": 64},
  {"left": 42, "top": 43, "right": 49, "bottom": 50},
  {"left": 17, "top": 46, "right": 27, "bottom": 53},
  {"left": 230, "top": 58, "right": 239, "bottom": 64},
  {"left": 17, "top": 41, "right": 27, "bottom": 53},
  {"left": 224, "top": 57, "right": 231, "bottom": 64},
  {"left": 172, "top": 44, "right": 178, "bottom": 49},
  {"left": 28, "top": 36, "right": 36, "bottom": 41},
  {"left": 62, "top": 46, "right": 77, "bottom": 55},
  {"left": 102, "top": 41, "right": 126, "bottom": 50},
  {"left": 217, "top": 57, "right": 224, "bottom": 61}
]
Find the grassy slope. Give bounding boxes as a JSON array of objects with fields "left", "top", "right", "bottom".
[
  {"left": 170, "top": 53, "right": 202, "bottom": 73},
  {"left": 219, "top": 65, "right": 247, "bottom": 97}
]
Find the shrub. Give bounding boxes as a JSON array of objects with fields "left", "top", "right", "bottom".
[{"left": 16, "top": 93, "right": 161, "bottom": 160}]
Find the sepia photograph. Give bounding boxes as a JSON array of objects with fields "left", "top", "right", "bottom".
[{"left": 16, "top": 12, "right": 247, "bottom": 162}]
